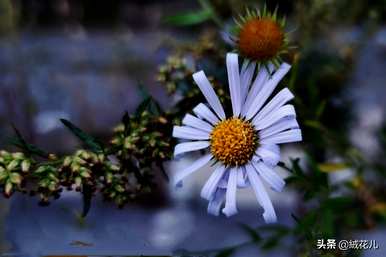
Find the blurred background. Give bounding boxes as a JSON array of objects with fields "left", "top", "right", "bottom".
[{"left": 0, "top": 0, "right": 386, "bottom": 256}]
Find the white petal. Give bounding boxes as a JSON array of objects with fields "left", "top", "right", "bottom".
[
  {"left": 237, "top": 167, "right": 249, "bottom": 188},
  {"left": 254, "top": 144, "right": 281, "bottom": 166},
  {"left": 260, "top": 129, "right": 302, "bottom": 145},
  {"left": 253, "top": 105, "right": 296, "bottom": 130},
  {"left": 240, "top": 60, "right": 256, "bottom": 104},
  {"left": 252, "top": 161, "right": 285, "bottom": 192},
  {"left": 253, "top": 88, "right": 294, "bottom": 122},
  {"left": 226, "top": 53, "right": 242, "bottom": 116},
  {"left": 193, "top": 103, "right": 220, "bottom": 125},
  {"left": 242, "top": 63, "right": 275, "bottom": 116},
  {"left": 193, "top": 71, "right": 226, "bottom": 119},
  {"left": 182, "top": 114, "right": 213, "bottom": 133},
  {"left": 172, "top": 126, "right": 209, "bottom": 140},
  {"left": 222, "top": 167, "right": 238, "bottom": 217},
  {"left": 201, "top": 165, "right": 227, "bottom": 200},
  {"left": 173, "top": 154, "right": 212, "bottom": 186},
  {"left": 217, "top": 170, "right": 229, "bottom": 189},
  {"left": 174, "top": 141, "right": 210, "bottom": 156},
  {"left": 245, "top": 163, "right": 277, "bottom": 223},
  {"left": 245, "top": 63, "right": 291, "bottom": 120},
  {"left": 259, "top": 118, "right": 299, "bottom": 139},
  {"left": 207, "top": 188, "right": 226, "bottom": 216}
]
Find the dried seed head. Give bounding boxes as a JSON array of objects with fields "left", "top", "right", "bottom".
[{"left": 238, "top": 18, "right": 284, "bottom": 61}]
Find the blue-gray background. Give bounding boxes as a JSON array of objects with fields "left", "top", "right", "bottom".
[{"left": 0, "top": 1, "right": 386, "bottom": 256}]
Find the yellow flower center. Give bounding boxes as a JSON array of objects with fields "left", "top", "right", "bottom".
[
  {"left": 210, "top": 118, "right": 258, "bottom": 166},
  {"left": 238, "top": 18, "right": 284, "bottom": 61}
]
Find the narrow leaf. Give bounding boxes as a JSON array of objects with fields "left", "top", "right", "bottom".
[
  {"left": 60, "top": 119, "right": 103, "bottom": 153},
  {"left": 318, "top": 163, "right": 349, "bottom": 173},
  {"left": 163, "top": 9, "right": 213, "bottom": 26},
  {"left": 135, "top": 96, "right": 163, "bottom": 115},
  {"left": 215, "top": 248, "right": 235, "bottom": 257},
  {"left": 239, "top": 224, "right": 261, "bottom": 242},
  {"left": 81, "top": 184, "right": 93, "bottom": 218},
  {"left": 10, "top": 125, "right": 48, "bottom": 158}
]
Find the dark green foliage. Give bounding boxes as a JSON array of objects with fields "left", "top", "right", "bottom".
[
  {"left": 0, "top": 95, "right": 174, "bottom": 215},
  {"left": 60, "top": 119, "right": 104, "bottom": 153},
  {"left": 10, "top": 125, "right": 49, "bottom": 158}
]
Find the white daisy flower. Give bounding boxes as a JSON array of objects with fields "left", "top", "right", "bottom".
[{"left": 172, "top": 53, "right": 302, "bottom": 223}]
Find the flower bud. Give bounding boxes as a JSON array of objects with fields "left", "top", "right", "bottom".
[
  {"left": 63, "top": 157, "right": 72, "bottom": 167},
  {"left": 7, "top": 160, "right": 19, "bottom": 171},
  {"left": 9, "top": 173, "right": 22, "bottom": 184},
  {"left": 5, "top": 181, "right": 13, "bottom": 195},
  {"left": 21, "top": 160, "right": 31, "bottom": 172},
  {"left": 12, "top": 152, "right": 24, "bottom": 159}
]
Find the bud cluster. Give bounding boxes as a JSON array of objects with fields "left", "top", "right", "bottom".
[
  {"left": 0, "top": 151, "right": 32, "bottom": 197},
  {"left": 59, "top": 150, "right": 105, "bottom": 192},
  {"left": 111, "top": 111, "right": 173, "bottom": 166},
  {"left": 157, "top": 54, "right": 194, "bottom": 94},
  {"left": 32, "top": 164, "right": 61, "bottom": 205}
]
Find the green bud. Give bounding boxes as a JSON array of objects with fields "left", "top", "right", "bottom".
[
  {"left": 75, "top": 150, "right": 84, "bottom": 156},
  {"left": 79, "top": 151, "right": 90, "bottom": 160},
  {"left": 106, "top": 173, "right": 113, "bottom": 183},
  {"left": 110, "top": 137, "right": 121, "bottom": 145},
  {"left": 109, "top": 164, "right": 120, "bottom": 171},
  {"left": 48, "top": 173, "right": 58, "bottom": 181},
  {"left": 115, "top": 184, "right": 125, "bottom": 193},
  {"left": 7, "top": 160, "right": 19, "bottom": 171},
  {"left": 12, "top": 152, "right": 24, "bottom": 159},
  {"left": 113, "top": 124, "right": 125, "bottom": 133},
  {"left": 21, "top": 160, "right": 31, "bottom": 172},
  {"left": 35, "top": 166, "right": 46, "bottom": 174},
  {"left": 40, "top": 179, "right": 49, "bottom": 187},
  {"left": 91, "top": 154, "right": 99, "bottom": 163},
  {"left": 74, "top": 157, "right": 87, "bottom": 165},
  {"left": 63, "top": 157, "right": 72, "bottom": 167},
  {"left": 5, "top": 181, "right": 13, "bottom": 195},
  {"left": 0, "top": 150, "right": 9, "bottom": 156},
  {"left": 9, "top": 173, "right": 22, "bottom": 184},
  {"left": 0, "top": 167, "right": 7, "bottom": 181},
  {"left": 75, "top": 177, "right": 82, "bottom": 187},
  {"left": 80, "top": 169, "right": 91, "bottom": 178},
  {"left": 71, "top": 163, "right": 80, "bottom": 172},
  {"left": 98, "top": 154, "right": 105, "bottom": 162},
  {"left": 49, "top": 182, "right": 57, "bottom": 191},
  {"left": 124, "top": 138, "right": 133, "bottom": 149}
]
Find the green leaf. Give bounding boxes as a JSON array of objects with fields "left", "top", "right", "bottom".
[
  {"left": 9, "top": 173, "right": 21, "bottom": 184},
  {"left": 163, "top": 9, "right": 213, "bottom": 26},
  {"left": 10, "top": 125, "right": 48, "bottom": 158},
  {"left": 4, "top": 181, "right": 13, "bottom": 195},
  {"left": 316, "top": 100, "right": 327, "bottom": 118},
  {"left": 294, "top": 211, "right": 317, "bottom": 239},
  {"left": 135, "top": 96, "right": 162, "bottom": 115},
  {"left": 239, "top": 224, "right": 261, "bottom": 242},
  {"left": 157, "top": 162, "right": 169, "bottom": 182},
  {"left": 215, "top": 248, "right": 235, "bottom": 257},
  {"left": 321, "top": 197, "right": 353, "bottom": 209},
  {"left": 60, "top": 119, "right": 103, "bottom": 153},
  {"left": 137, "top": 83, "right": 151, "bottom": 99},
  {"left": 81, "top": 184, "right": 93, "bottom": 218},
  {"left": 304, "top": 120, "right": 323, "bottom": 130},
  {"left": 319, "top": 208, "right": 334, "bottom": 238},
  {"left": 318, "top": 163, "right": 349, "bottom": 173},
  {"left": 0, "top": 168, "right": 7, "bottom": 181}
]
